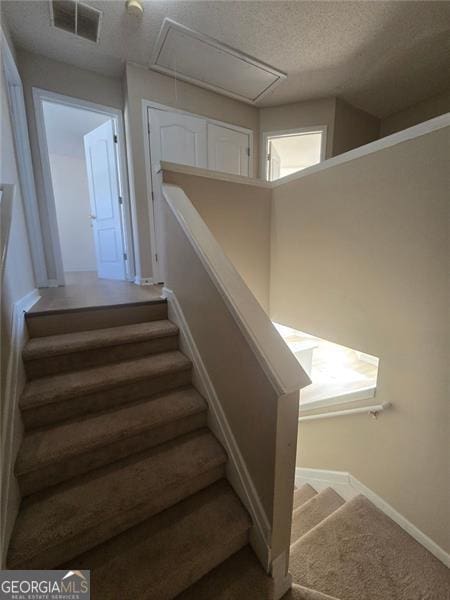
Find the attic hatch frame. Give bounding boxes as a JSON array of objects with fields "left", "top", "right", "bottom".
[
  {"left": 150, "top": 18, "right": 287, "bottom": 105},
  {"left": 49, "top": 0, "right": 103, "bottom": 44}
]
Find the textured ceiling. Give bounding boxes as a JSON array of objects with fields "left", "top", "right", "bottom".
[{"left": 3, "top": 1, "right": 450, "bottom": 117}]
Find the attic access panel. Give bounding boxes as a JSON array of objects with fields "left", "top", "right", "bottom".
[{"left": 150, "top": 19, "right": 287, "bottom": 104}]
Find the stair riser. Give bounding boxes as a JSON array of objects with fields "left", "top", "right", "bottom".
[
  {"left": 22, "top": 369, "right": 192, "bottom": 430},
  {"left": 26, "top": 302, "right": 167, "bottom": 338},
  {"left": 18, "top": 411, "right": 207, "bottom": 496},
  {"left": 10, "top": 466, "right": 225, "bottom": 570},
  {"left": 24, "top": 335, "right": 179, "bottom": 380},
  {"left": 133, "top": 531, "right": 249, "bottom": 600}
]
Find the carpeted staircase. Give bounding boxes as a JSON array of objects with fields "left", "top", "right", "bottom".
[
  {"left": 7, "top": 299, "right": 256, "bottom": 597},
  {"left": 289, "top": 484, "right": 450, "bottom": 600},
  {"left": 7, "top": 299, "right": 449, "bottom": 599}
]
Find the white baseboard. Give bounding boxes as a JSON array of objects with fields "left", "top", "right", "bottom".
[
  {"left": 163, "top": 288, "right": 274, "bottom": 571},
  {"left": 1, "top": 288, "right": 40, "bottom": 566},
  {"left": 134, "top": 276, "right": 154, "bottom": 286},
  {"left": 296, "top": 467, "right": 449, "bottom": 568}
]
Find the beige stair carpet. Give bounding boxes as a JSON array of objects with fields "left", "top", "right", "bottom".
[
  {"left": 293, "top": 483, "right": 317, "bottom": 511},
  {"left": 62, "top": 480, "right": 251, "bottom": 600},
  {"left": 291, "top": 487, "right": 344, "bottom": 543},
  {"left": 16, "top": 387, "right": 207, "bottom": 495},
  {"left": 290, "top": 494, "right": 450, "bottom": 600},
  {"left": 177, "top": 545, "right": 340, "bottom": 600}
]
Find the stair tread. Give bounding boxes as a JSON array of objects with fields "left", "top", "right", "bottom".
[
  {"left": 177, "top": 546, "right": 340, "bottom": 600},
  {"left": 64, "top": 480, "right": 251, "bottom": 600},
  {"left": 16, "top": 387, "right": 206, "bottom": 477},
  {"left": 8, "top": 430, "right": 226, "bottom": 569},
  {"left": 23, "top": 320, "right": 178, "bottom": 360},
  {"left": 291, "top": 487, "right": 344, "bottom": 543},
  {"left": 293, "top": 483, "right": 318, "bottom": 510},
  {"left": 177, "top": 545, "right": 274, "bottom": 600},
  {"left": 20, "top": 351, "right": 191, "bottom": 410}
]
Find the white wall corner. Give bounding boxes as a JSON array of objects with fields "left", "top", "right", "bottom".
[
  {"left": 1, "top": 288, "right": 40, "bottom": 566},
  {"left": 163, "top": 287, "right": 273, "bottom": 570},
  {"left": 295, "top": 467, "right": 450, "bottom": 568}
]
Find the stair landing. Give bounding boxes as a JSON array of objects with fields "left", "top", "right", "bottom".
[{"left": 29, "top": 271, "right": 163, "bottom": 314}]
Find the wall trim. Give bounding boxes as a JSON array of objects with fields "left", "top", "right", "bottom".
[
  {"left": 1, "top": 288, "right": 40, "bottom": 566},
  {"left": 295, "top": 467, "right": 449, "bottom": 568},
  {"left": 162, "top": 287, "right": 273, "bottom": 568},
  {"left": 1, "top": 30, "right": 48, "bottom": 287}
]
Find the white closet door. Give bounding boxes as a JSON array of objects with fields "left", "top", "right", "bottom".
[
  {"left": 207, "top": 123, "right": 250, "bottom": 176},
  {"left": 148, "top": 108, "right": 207, "bottom": 169}
]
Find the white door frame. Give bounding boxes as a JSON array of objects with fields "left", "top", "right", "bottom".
[
  {"left": 142, "top": 98, "right": 254, "bottom": 282},
  {"left": 1, "top": 30, "right": 48, "bottom": 287},
  {"left": 32, "top": 87, "right": 135, "bottom": 285},
  {"left": 261, "top": 126, "right": 328, "bottom": 181}
]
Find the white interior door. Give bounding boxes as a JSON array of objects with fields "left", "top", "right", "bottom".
[
  {"left": 148, "top": 108, "right": 208, "bottom": 281},
  {"left": 84, "top": 120, "right": 125, "bottom": 280},
  {"left": 148, "top": 108, "right": 207, "bottom": 169},
  {"left": 207, "top": 123, "right": 250, "bottom": 176},
  {"left": 268, "top": 140, "right": 281, "bottom": 181}
]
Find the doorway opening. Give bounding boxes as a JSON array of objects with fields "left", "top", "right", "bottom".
[
  {"left": 264, "top": 127, "right": 327, "bottom": 181},
  {"left": 34, "top": 89, "right": 134, "bottom": 285}
]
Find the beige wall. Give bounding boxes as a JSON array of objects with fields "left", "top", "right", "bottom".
[
  {"left": 270, "top": 127, "right": 450, "bottom": 551},
  {"left": 163, "top": 169, "right": 271, "bottom": 311},
  {"left": 160, "top": 190, "right": 299, "bottom": 563},
  {"left": 124, "top": 63, "right": 260, "bottom": 280},
  {"left": 333, "top": 98, "right": 380, "bottom": 155},
  {"left": 259, "top": 98, "right": 336, "bottom": 161},
  {"left": 16, "top": 49, "right": 123, "bottom": 280},
  {"left": 381, "top": 88, "right": 450, "bottom": 136}
]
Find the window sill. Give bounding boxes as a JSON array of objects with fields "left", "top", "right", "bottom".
[{"left": 299, "top": 385, "right": 376, "bottom": 416}]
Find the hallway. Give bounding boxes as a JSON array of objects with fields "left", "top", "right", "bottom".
[{"left": 29, "top": 272, "right": 163, "bottom": 313}]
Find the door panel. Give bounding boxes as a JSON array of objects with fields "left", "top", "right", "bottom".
[
  {"left": 207, "top": 123, "right": 250, "bottom": 176},
  {"left": 149, "top": 109, "right": 207, "bottom": 169},
  {"left": 84, "top": 120, "right": 125, "bottom": 280}
]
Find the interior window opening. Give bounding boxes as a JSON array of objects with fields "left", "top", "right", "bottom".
[
  {"left": 274, "top": 322, "right": 379, "bottom": 410},
  {"left": 265, "top": 128, "right": 326, "bottom": 181}
]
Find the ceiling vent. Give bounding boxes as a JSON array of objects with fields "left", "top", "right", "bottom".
[
  {"left": 49, "top": 0, "right": 102, "bottom": 43},
  {"left": 150, "top": 19, "right": 287, "bottom": 104}
]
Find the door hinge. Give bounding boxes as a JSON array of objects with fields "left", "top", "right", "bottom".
[
  {"left": 114, "top": 134, "right": 118, "bottom": 143},
  {"left": 118, "top": 196, "right": 123, "bottom": 205},
  {"left": 247, "top": 147, "right": 251, "bottom": 157},
  {"left": 155, "top": 253, "right": 158, "bottom": 262},
  {"left": 123, "top": 252, "right": 127, "bottom": 261}
]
